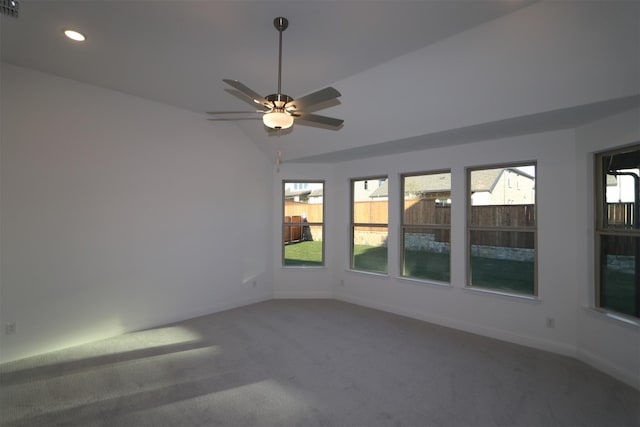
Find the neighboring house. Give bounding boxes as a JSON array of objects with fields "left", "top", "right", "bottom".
[
  {"left": 370, "top": 169, "right": 534, "bottom": 205},
  {"left": 357, "top": 178, "right": 387, "bottom": 201},
  {"left": 284, "top": 189, "right": 312, "bottom": 203},
  {"left": 606, "top": 170, "right": 639, "bottom": 203},
  {"left": 470, "top": 168, "right": 535, "bottom": 206},
  {"left": 284, "top": 183, "right": 324, "bottom": 203},
  {"left": 403, "top": 173, "right": 452, "bottom": 205}
]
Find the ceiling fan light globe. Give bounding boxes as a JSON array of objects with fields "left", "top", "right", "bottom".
[{"left": 263, "top": 111, "right": 294, "bottom": 130}]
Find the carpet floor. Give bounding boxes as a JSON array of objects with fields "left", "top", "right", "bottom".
[{"left": 1, "top": 299, "right": 638, "bottom": 426}]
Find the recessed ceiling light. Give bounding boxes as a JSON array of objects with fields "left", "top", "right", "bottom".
[{"left": 64, "top": 30, "right": 85, "bottom": 42}]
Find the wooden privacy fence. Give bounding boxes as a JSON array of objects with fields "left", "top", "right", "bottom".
[
  {"left": 283, "top": 215, "right": 303, "bottom": 244},
  {"left": 607, "top": 202, "right": 635, "bottom": 227},
  {"left": 284, "top": 201, "right": 323, "bottom": 244},
  {"left": 404, "top": 199, "right": 451, "bottom": 225},
  {"left": 284, "top": 199, "right": 540, "bottom": 248},
  {"left": 469, "top": 204, "right": 535, "bottom": 227},
  {"left": 603, "top": 203, "right": 639, "bottom": 255},
  {"left": 284, "top": 201, "right": 323, "bottom": 222}
]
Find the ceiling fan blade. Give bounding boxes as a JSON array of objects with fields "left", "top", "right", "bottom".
[
  {"left": 206, "top": 110, "right": 266, "bottom": 115},
  {"left": 207, "top": 117, "right": 263, "bottom": 121},
  {"left": 288, "top": 87, "right": 341, "bottom": 111},
  {"left": 223, "top": 79, "right": 269, "bottom": 106},
  {"left": 292, "top": 112, "right": 344, "bottom": 128}
]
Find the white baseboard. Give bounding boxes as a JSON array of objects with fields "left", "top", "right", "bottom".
[
  {"left": 0, "top": 294, "right": 274, "bottom": 364},
  {"left": 577, "top": 348, "right": 640, "bottom": 391},
  {"left": 337, "top": 293, "right": 640, "bottom": 390},
  {"left": 274, "top": 290, "right": 333, "bottom": 299},
  {"left": 117, "top": 293, "right": 273, "bottom": 336},
  {"left": 336, "top": 294, "right": 577, "bottom": 357}
]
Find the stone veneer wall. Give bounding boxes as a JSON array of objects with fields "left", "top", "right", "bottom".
[{"left": 405, "top": 232, "right": 535, "bottom": 262}]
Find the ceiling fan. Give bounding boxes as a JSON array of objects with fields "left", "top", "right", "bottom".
[{"left": 207, "top": 17, "right": 343, "bottom": 131}]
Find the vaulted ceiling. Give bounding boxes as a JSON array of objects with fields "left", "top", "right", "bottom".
[{"left": 2, "top": 1, "right": 638, "bottom": 163}]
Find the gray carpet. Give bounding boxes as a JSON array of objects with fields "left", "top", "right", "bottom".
[{"left": 1, "top": 299, "right": 638, "bottom": 427}]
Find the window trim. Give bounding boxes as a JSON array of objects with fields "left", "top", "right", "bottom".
[
  {"left": 466, "top": 161, "right": 538, "bottom": 297},
  {"left": 282, "top": 180, "right": 325, "bottom": 268},
  {"left": 400, "top": 169, "right": 451, "bottom": 284}
]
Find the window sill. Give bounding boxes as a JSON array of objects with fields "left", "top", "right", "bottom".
[
  {"left": 281, "top": 266, "right": 327, "bottom": 270},
  {"left": 345, "top": 269, "right": 389, "bottom": 279},
  {"left": 396, "top": 276, "right": 451, "bottom": 289},
  {"left": 463, "top": 286, "right": 540, "bottom": 303},
  {"left": 583, "top": 307, "right": 640, "bottom": 328}
]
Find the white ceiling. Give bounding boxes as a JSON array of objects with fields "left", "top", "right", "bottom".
[{"left": 3, "top": 0, "right": 637, "bottom": 163}]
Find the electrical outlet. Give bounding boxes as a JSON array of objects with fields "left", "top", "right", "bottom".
[
  {"left": 545, "top": 317, "right": 555, "bottom": 329},
  {"left": 5, "top": 322, "right": 16, "bottom": 335}
]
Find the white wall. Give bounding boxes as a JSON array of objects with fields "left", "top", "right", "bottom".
[
  {"left": 269, "top": 0, "right": 640, "bottom": 389},
  {"left": 0, "top": 63, "right": 274, "bottom": 362},
  {"left": 329, "top": 129, "right": 579, "bottom": 355},
  {"left": 574, "top": 108, "right": 640, "bottom": 390},
  {"left": 273, "top": 162, "right": 336, "bottom": 298},
  {"left": 283, "top": 0, "right": 640, "bottom": 161},
  {"left": 277, "top": 121, "right": 638, "bottom": 389}
]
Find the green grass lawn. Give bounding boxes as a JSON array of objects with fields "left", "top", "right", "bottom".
[
  {"left": 356, "top": 245, "right": 534, "bottom": 294},
  {"left": 353, "top": 245, "right": 388, "bottom": 273},
  {"left": 286, "top": 242, "right": 537, "bottom": 296},
  {"left": 284, "top": 241, "right": 323, "bottom": 266},
  {"left": 470, "top": 256, "right": 534, "bottom": 295},
  {"left": 403, "top": 250, "right": 450, "bottom": 282},
  {"left": 603, "top": 269, "right": 637, "bottom": 317}
]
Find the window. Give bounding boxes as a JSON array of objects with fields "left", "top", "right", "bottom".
[
  {"left": 351, "top": 177, "right": 388, "bottom": 273},
  {"left": 283, "top": 181, "right": 324, "bottom": 267},
  {"left": 596, "top": 145, "right": 640, "bottom": 319},
  {"left": 401, "top": 171, "right": 451, "bottom": 282},
  {"left": 467, "top": 164, "right": 536, "bottom": 295}
]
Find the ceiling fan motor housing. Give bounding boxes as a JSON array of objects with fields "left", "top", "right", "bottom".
[{"left": 266, "top": 93, "right": 294, "bottom": 109}]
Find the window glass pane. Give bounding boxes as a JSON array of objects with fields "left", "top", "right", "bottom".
[
  {"left": 600, "top": 234, "right": 639, "bottom": 317},
  {"left": 403, "top": 173, "right": 451, "bottom": 225},
  {"left": 352, "top": 226, "right": 388, "bottom": 273},
  {"left": 352, "top": 178, "right": 388, "bottom": 224},
  {"left": 602, "top": 150, "right": 640, "bottom": 230},
  {"left": 284, "top": 183, "right": 323, "bottom": 222},
  {"left": 283, "top": 181, "right": 323, "bottom": 267},
  {"left": 403, "top": 228, "right": 450, "bottom": 281},
  {"left": 284, "top": 226, "right": 324, "bottom": 267},
  {"left": 470, "top": 166, "right": 535, "bottom": 227},
  {"left": 470, "top": 230, "right": 535, "bottom": 294}
]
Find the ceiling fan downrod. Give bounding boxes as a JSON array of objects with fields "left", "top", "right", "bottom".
[{"left": 274, "top": 17, "right": 288, "bottom": 95}]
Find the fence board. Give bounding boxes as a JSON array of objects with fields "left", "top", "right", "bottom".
[
  {"left": 470, "top": 205, "right": 535, "bottom": 227},
  {"left": 404, "top": 199, "right": 451, "bottom": 225},
  {"left": 284, "top": 201, "right": 323, "bottom": 222}
]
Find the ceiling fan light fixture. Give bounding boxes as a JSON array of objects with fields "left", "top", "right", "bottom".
[
  {"left": 263, "top": 110, "right": 294, "bottom": 130},
  {"left": 64, "top": 29, "right": 85, "bottom": 41}
]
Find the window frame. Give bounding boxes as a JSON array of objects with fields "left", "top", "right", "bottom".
[
  {"left": 282, "top": 180, "right": 325, "bottom": 268},
  {"left": 466, "top": 162, "right": 538, "bottom": 297},
  {"left": 400, "top": 170, "right": 451, "bottom": 284},
  {"left": 594, "top": 145, "right": 640, "bottom": 319},
  {"left": 350, "top": 175, "right": 389, "bottom": 274}
]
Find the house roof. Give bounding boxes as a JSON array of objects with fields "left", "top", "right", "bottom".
[
  {"left": 284, "top": 189, "right": 324, "bottom": 199},
  {"left": 284, "top": 190, "right": 311, "bottom": 199},
  {"left": 369, "top": 168, "right": 533, "bottom": 198}
]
